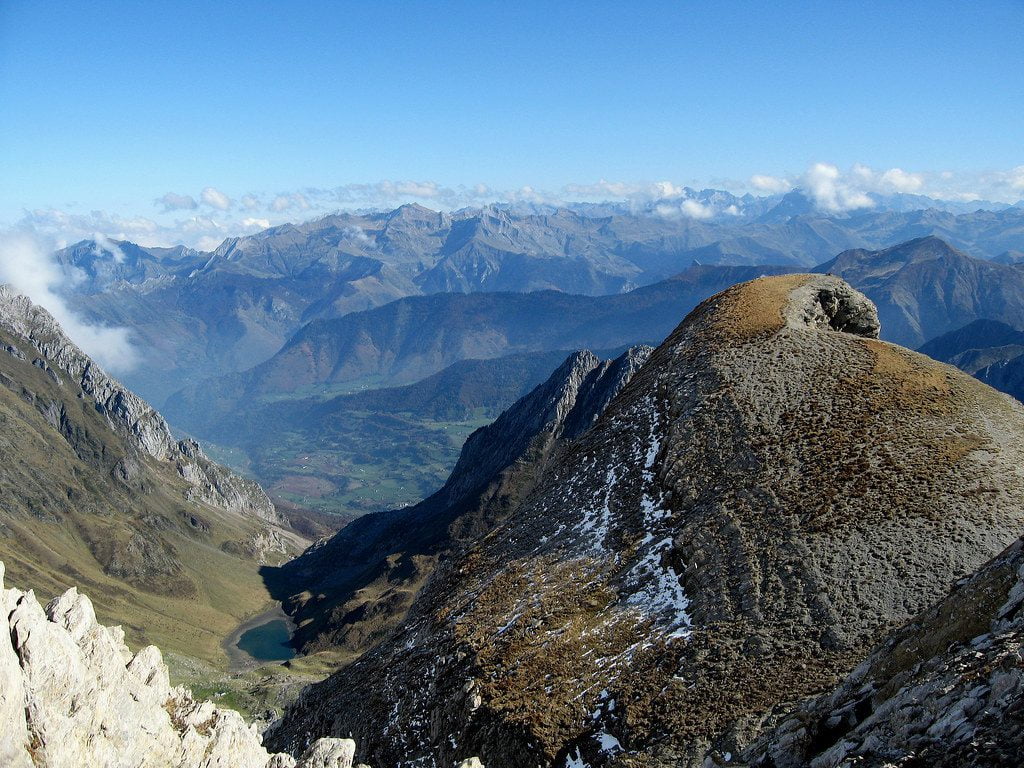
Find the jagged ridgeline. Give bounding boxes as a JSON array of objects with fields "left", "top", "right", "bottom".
[
  {"left": 269, "top": 275, "right": 1024, "bottom": 767},
  {"left": 0, "top": 285, "right": 304, "bottom": 663}
]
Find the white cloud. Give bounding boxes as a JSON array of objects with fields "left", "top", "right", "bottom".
[
  {"left": 1008, "top": 166, "right": 1024, "bottom": 191},
  {"left": 878, "top": 167, "right": 925, "bottom": 193},
  {"left": 92, "top": 232, "right": 126, "bottom": 263},
  {"left": 801, "top": 163, "right": 874, "bottom": 212},
  {"left": 240, "top": 194, "right": 262, "bottom": 211},
  {"left": 562, "top": 179, "right": 687, "bottom": 202},
  {"left": 270, "top": 193, "right": 311, "bottom": 213},
  {"left": 200, "top": 186, "right": 232, "bottom": 210},
  {"left": 748, "top": 163, "right": 1023, "bottom": 210},
  {"left": 680, "top": 199, "right": 714, "bottom": 219},
  {"left": 241, "top": 217, "right": 271, "bottom": 230},
  {"left": 156, "top": 192, "right": 198, "bottom": 212},
  {"left": 393, "top": 181, "right": 441, "bottom": 198},
  {"left": 0, "top": 229, "right": 138, "bottom": 371},
  {"left": 749, "top": 174, "right": 792, "bottom": 194}
]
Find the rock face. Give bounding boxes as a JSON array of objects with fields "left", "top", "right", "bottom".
[
  {"left": 0, "top": 560, "right": 354, "bottom": 768},
  {"left": 270, "top": 274, "right": 1024, "bottom": 767},
  {"left": 742, "top": 534, "right": 1024, "bottom": 767},
  {"left": 0, "top": 285, "right": 277, "bottom": 523},
  {"left": 271, "top": 345, "right": 653, "bottom": 654}
]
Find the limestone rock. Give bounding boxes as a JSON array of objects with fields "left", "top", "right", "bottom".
[
  {"left": 0, "top": 560, "right": 362, "bottom": 768},
  {"left": 298, "top": 738, "right": 356, "bottom": 767}
]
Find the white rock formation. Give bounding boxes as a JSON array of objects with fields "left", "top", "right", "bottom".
[{"left": 0, "top": 560, "right": 354, "bottom": 768}]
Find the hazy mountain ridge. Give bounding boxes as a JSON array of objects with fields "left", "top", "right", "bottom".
[
  {"left": 175, "top": 350, "right": 587, "bottom": 515},
  {"left": 57, "top": 200, "right": 1024, "bottom": 403}
]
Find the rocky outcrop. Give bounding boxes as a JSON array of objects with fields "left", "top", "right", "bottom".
[
  {"left": 0, "top": 284, "right": 278, "bottom": 523},
  {"left": 270, "top": 274, "right": 1024, "bottom": 767},
  {"left": 0, "top": 559, "right": 354, "bottom": 768},
  {"left": 742, "top": 534, "right": 1024, "bottom": 767}
]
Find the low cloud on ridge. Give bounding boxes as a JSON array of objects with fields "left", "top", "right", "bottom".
[{"left": 0, "top": 228, "right": 139, "bottom": 372}]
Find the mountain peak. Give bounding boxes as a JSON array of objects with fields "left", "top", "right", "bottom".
[
  {"left": 272, "top": 274, "right": 1024, "bottom": 766},
  {"left": 689, "top": 273, "right": 880, "bottom": 341}
]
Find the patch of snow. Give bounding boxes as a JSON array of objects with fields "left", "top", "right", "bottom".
[
  {"left": 626, "top": 537, "right": 691, "bottom": 637},
  {"left": 565, "top": 748, "right": 589, "bottom": 768},
  {"left": 596, "top": 731, "right": 623, "bottom": 754},
  {"left": 576, "top": 466, "right": 617, "bottom": 552}
]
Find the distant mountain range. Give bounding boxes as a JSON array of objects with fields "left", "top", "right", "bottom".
[
  {"left": 161, "top": 235, "right": 1024, "bottom": 516},
  {"left": 57, "top": 199, "right": 1024, "bottom": 403}
]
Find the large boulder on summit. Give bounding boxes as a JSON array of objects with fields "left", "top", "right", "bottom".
[{"left": 271, "top": 274, "right": 1024, "bottom": 767}]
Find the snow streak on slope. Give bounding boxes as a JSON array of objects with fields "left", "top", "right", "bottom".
[
  {"left": 626, "top": 395, "right": 691, "bottom": 636},
  {"left": 563, "top": 392, "right": 691, "bottom": 636}
]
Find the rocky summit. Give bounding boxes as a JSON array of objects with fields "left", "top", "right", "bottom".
[{"left": 269, "top": 274, "right": 1024, "bottom": 767}]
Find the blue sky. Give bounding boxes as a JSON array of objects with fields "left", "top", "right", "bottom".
[{"left": 1, "top": 0, "right": 1023, "bottom": 247}]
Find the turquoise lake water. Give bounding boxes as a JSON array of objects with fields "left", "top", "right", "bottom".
[{"left": 235, "top": 619, "right": 296, "bottom": 661}]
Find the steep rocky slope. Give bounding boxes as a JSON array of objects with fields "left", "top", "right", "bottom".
[
  {"left": 269, "top": 274, "right": 1024, "bottom": 767},
  {"left": 742, "top": 533, "right": 1024, "bottom": 767},
  {"left": 0, "top": 560, "right": 358, "bottom": 768},
  {"left": 0, "top": 285, "right": 303, "bottom": 662},
  {"left": 819, "top": 236, "right": 1024, "bottom": 348},
  {"left": 269, "top": 345, "right": 652, "bottom": 656}
]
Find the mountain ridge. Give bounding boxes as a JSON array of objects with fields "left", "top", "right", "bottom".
[
  {"left": 268, "top": 273, "right": 1024, "bottom": 766},
  {"left": 0, "top": 285, "right": 303, "bottom": 663}
]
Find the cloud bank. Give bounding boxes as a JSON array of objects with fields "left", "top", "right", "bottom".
[
  {"left": 0, "top": 229, "right": 139, "bottom": 372},
  {"left": 5, "top": 163, "right": 1022, "bottom": 254}
]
